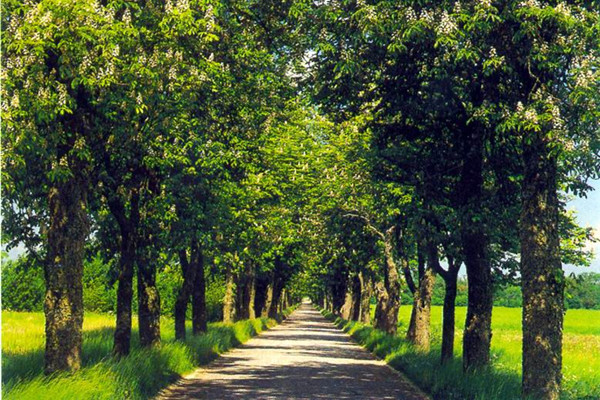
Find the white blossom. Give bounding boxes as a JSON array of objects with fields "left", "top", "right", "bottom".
[
  {"left": 405, "top": 7, "right": 417, "bottom": 23},
  {"left": 516, "top": 101, "right": 524, "bottom": 112},
  {"left": 122, "top": 9, "right": 131, "bottom": 25},
  {"left": 176, "top": 0, "right": 190, "bottom": 12},
  {"left": 57, "top": 84, "right": 68, "bottom": 107},
  {"left": 524, "top": 108, "right": 538, "bottom": 124},
  {"left": 437, "top": 11, "right": 456, "bottom": 36}
]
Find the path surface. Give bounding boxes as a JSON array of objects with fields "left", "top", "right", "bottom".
[{"left": 159, "top": 301, "right": 428, "bottom": 399}]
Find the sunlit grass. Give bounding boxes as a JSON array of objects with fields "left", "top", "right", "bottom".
[
  {"left": 327, "top": 306, "right": 600, "bottom": 400},
  {"left": 1, "top": 307, "right": 297, "bottom": 399}
]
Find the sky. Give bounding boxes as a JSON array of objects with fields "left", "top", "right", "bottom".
[
  {"left": 2, "top": 181, "right": 599, "bottom": 274},
  {"left": 564, "top": 179, "right": 600, "bottom": 274}
]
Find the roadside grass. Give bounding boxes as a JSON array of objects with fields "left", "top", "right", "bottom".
[
  {"left": 2, "top": 305, "right": 298, "bottom": 400},
  {"left": 323, "top": 306, "right": 600, "bottom": 400}
]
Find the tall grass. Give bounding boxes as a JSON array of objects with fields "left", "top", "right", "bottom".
[
  {"left": 2, "top": 306, "right": 298, "bottom": 399},
  {"left": 323, "top": 306, "right": 600, "bottom": 400}
]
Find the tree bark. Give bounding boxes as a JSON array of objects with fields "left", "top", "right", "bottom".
[
  {"left": 192, "top": 247, "right": 207, "bottom": 334},
  {"left": 406, "top": 245, "right": 434, "bottom": 350},
  {"left": 340, "top": 283, "right": 354, "bottom": 320},
  {"left": 137, "top": 255, "right": 160, "bottom": 347},
  {"left": 175, "top": 248, "right": 194, "bottom": 340},
  {"left": 261, "top": 281, "right": 274, "bottom": 318},
  {"left": 460, "top": 123, "right": 492, "bottom": 370},
  {"left": 237, "top": 263, "right": 256, "bottom": 319},
  {"left": 350, "top": 274, "right": 361, "bottom": 321},
  {"left": 373, "top": 227, "right": 401, "bottom": 335},
  {"left": 521, "top": 133, "right": 563, "bottom": 400},
  {"left": 358, "top": 272, "right": 372, "bottom": 324},
  {"left": 44, "top": 178, "right": 88, "bottom": 374},
  {"left": 430, "top": 247, "right": 460, "bottom": 364},
  {"left": 442, "top": 272, "right": 458, "bottom": 363},
  {"left": 111, "top": 191, "right": 139, "bottom": 358},
  {"left": 269, "top": 277, "right": 284, "bottom": 319},
  {"left": 223, "top": 263, "right": 237, "bottom": 323}
]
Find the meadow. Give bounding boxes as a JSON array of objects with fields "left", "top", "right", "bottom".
[
  {"left": 1, "top": 309, "right": 295, "bottom": 400},
  {"left": 330, "top": 306, "right": 600, "bottom": 400}
]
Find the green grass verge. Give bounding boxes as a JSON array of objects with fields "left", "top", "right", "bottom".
[
  {"left": 2, "top": 304, "right": 299, "bottom": 400},
  {"left": 321, "top": 306, "right": 599, "bottom": 400}
]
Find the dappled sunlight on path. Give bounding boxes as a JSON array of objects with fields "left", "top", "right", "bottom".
[{"left": 158, "top": 301, "right": 428, "bottom": 399}]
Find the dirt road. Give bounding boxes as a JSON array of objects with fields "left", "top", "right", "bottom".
[{"left": 159, "top": 301, "right": 428, "bottom": 399}]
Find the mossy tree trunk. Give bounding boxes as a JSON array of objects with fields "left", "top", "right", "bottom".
[
  {"left": 137, "top": 254, "right": 160, "bottom": 347},
  {"left": 373, "top": 227, "right": 401, "bottom": 335},
  {"left": 340, "top": 282, "right": 354, "bottom": 320},
  {"left": 192, "top": 247, "right": 207, "bottom": 334},
  {"left": 44, "top": 178, "right": 88, "bottom": 374},
  {"left": 269, "top": 274, "right": 284, "bottom": 319},
  {"left": 427, "top": 239, "right": 460, "bottom": 363},
  {"left": 350, "top": 273, "right": 361, "bottom": 321},
  {"left": 175, "top": 247, "right": 195, "bottom": 340},
  {"left": 521, "top": 132, "right": 563, "bottom": 400},
  {"left": 261, "top": 280, "right": 274, "bottom": 318},
  {"left": 223, "top": 263, "right": 237, "bottom": 323},
  {"left": 237, "top": 262, "right": 256, "bottom": 320},
  {"left": 109, "top": 190, "right": 139, "bottom": 358},
  {"left": 406, "top": 244, "right": 434, "bottom": 350},
  {"left": 358, "top": 271, "right": 372, "bottom": 324},
  {"left": 460, "top": 124, "right": 492, "bottom": 370}
]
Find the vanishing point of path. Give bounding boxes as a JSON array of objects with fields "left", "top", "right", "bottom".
[{"left": 159, "top": 301, "right": 429, "bottom": 400}]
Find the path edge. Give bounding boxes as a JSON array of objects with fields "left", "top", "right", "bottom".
[{"left": 317, "top": 306, "right": 432, "bottom": 400}]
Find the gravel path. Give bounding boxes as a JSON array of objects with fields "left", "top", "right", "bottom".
[{"left": 159, "top": 301, "right": 429, "bottom": 399}]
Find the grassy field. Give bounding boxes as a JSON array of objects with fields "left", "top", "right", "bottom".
[
  {"left": 331, "top": 306, "right": 600, "bottom": 400},
  {"left": 1, "top": 309, "right": 296, "bottom": 399}
]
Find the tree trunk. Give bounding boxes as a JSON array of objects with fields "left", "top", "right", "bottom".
[
  {"left": 406, "top": 268, "right": 434, "bottom": 349},
  {"left": 237, "top": 263, "right": 256, "bottom": 319},
  {"left": 261, "top": 281, "right": 274, "bottom": 318},
  {"left": 373, "top": 227, "right": 401, "bottom": 335},
  {"left": 44, "top": 179, "right": 88, "bottom": 374},
  {"left": 441, "top": 272, "right": 458, "bottom": 363},
  {"left": 137, "top": 256, "right": 160, "bottom": 347},
  {"left": 460, "top": 123, "right": 492, "bottom": 370},
  {"left": 175, "top": 249, "right": 194, "bottom": 341},
  {"left": 358, "top": 272, "right": 372, "bottom": 324},
  {"left": 113, "top": 247, "right": 134, "bottom": 356},
  {"left": 110, "top": 191, "right": 139, "bottom": 358},
  {"left": 350, "top": 274, "right": 361, "bottom": 321},
  {"left": 269, "top": 279, "right": 284, "bottom": 319},
  {"left": 340, "top": 285, "right": 354, "bottom": 320},
  {"left": 223, "top": 264, "right": 236, "bottom": 323},
  {"left": 407, "top": 241, "right": 435, "bottom": 350},
  {"left": 521, "top": 133, "right": 563, "bottom": 400},
  {"left": 192, "top": 247, "right": 207, "bottom": 334}
]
